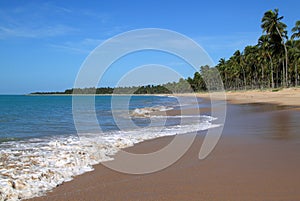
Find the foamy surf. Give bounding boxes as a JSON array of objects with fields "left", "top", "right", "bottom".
[
  {"left": 0, "top": 115, "right": 218, "bottom": 201},
  {"left": 130, "top": 105, "right": 173, "bottom": 118}
]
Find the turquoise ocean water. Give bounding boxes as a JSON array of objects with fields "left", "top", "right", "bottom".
[{"left": 0, "top": 95, "right": 216, "bottom": 200}]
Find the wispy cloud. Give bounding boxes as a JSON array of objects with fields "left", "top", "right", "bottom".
[
  {"left": 195, "top": 32, "right": 260, "bottom": 51},
  {"left": 0, "top": 3, "right": 76, "bottom": 39},
  {"left": 49, "top": 25, "right": 134, "bottom": 54},
  {"left": 103, "top": 25, "right": 131, "bottom": 36},
  {"left": 0, "top": 25, "right": 76, "bottom": 39},
  {"left": 0, "top": 2, "right": 118, "bottom": 40},
  {"left": 79, "top": 9, "right": 110, "bottom": 23},
  {"left": 50, "top": 38, "right": 104, "bottom": 54},
  {"left": 193, "top": 32, "right": 261, "bottom": 62},
  {"left": 167, "top": 61, "right": 187, "bottom": 67}
]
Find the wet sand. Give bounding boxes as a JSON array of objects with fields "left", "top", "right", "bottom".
[{"left": 28, "top": 101, "right": 300, "bottom": 201}]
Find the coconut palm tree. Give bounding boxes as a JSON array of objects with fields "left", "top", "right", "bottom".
[
  {"left": 292, "top": 20, "right": 300, "bottom": 40},
  {"left": 216, "top": 58, "right": 228, "bottom": 88},
  {"left": 290, "top": 20, "right": 300, "bottom": 86},
  {"left": 228, "top": 50, "right": 243, "bottom": 90},
  {"left": 258, "top": 35, "right": 275, "bottom": 88},
  {"left": 244, "top": 45, "right": 262, "bottom": 88},
  {"left": 261, "top": 9, "right": 288, "bottom": 87},
  {"left": 286, "top": 39, "right": 300, "bottom": 86}
]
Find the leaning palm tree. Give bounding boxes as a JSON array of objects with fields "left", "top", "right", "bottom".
[
  {"left": 292, "top": 20, "right": 300, "bottom": 40},
  {"left": 261, "top": 9, "right": 288, "bottom": 87}
]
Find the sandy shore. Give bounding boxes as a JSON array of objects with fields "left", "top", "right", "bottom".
[
  {"left": 193, "top": 87, "right": 300, "bottom": 107},
  {"left": 27, "top": 89, "right": 300, "bottom": 201}
]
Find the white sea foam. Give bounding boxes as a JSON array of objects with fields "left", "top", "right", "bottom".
[
  {"left": 131, "top": 105, "right": 173, "bottom": 118},
  {"left": 150, "top": 115, "right": 217, "bottom": 119},
  {"left": 0, "top": 115, "right": 218, "bottom": 201}
]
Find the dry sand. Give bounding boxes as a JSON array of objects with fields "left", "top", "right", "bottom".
[
  {"left": 28, "top": 89, "right": 300, "bottom": 201},
  {"left": 193, "top": 87, "right": 300, "bottom": 107}
]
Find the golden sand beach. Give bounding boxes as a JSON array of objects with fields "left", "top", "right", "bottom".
[{"left": 28, "top": 88, "right": 300, "bottom": 201}]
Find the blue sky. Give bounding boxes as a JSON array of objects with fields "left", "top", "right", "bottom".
[{"left": 0, "top": 0, "right": 299, "bottom": 94}]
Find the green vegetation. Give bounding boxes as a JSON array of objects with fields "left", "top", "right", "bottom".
[
  {"left": 31, "top": 82, "right": 190, "bottom": 95},
  {"left": 187, "top": 9, "right": 300, "bottom": 92},
  {"left": 212, "top": 9, "right": 300, "bottom": 90},
  {"left": 32, "top": 9, "right": 300, "bottom": 95}
]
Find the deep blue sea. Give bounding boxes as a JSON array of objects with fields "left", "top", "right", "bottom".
[{"left": 0, "top": 95, "right": 216, "bottom": 200}]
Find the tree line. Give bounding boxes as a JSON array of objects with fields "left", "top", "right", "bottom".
[
  {"left": 208, "top": 9, "right": 299, "bottom": 90},
  {"left": 31, "top": 9, "right": 300, "bottom": 95},
  {"left": 31, "top": 81, "right": 192, "bottom": 95}
]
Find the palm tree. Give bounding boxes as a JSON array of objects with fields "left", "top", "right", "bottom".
[
  {"left": 244, "top": 45, "right": 263, "bottom": 88},
  {"left": 261, "top": 9, "right": 288, "bottom": 87},
  {"left": 286, "top": 40, "right": 300, "bottom": 86},
  {"left": 290, "top": 20, "right": 300, "bottom": 86},
  {"left": 292, "top": 20, "right": 300, "bottom": 40},
  {"left": 216, "top": 58, "right": 228, "bottom": 88},
  {"left": 258, "top": 35, "right": 275, "bottom": 88},
  {"left": 228, "top": 50, "right": 243, "bottom": 90},
  {"left": 256, "top": 43, "right": 269, "bottom": 88}
]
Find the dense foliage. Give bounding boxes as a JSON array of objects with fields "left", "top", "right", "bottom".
[
  {"left": 213, "top": 9, "right": 300, "bottom": 90},
  {"left": 186, "top": 9, "right": 300, "bottom": 91}
]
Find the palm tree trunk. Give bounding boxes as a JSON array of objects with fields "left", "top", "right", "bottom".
[
  {"left": 261, "top": 64, "right": 264, "bottom": 88},
  {"left": 242, "top": 68, "right": 246, "bottom": 90},
  {"left": 284, "top": 49, "right": 288, "bottom": 87},
  {"left": 225, "top": 73, "right": 227, "bottom": 89},
  {"left": 267, "top": 53, "right": 275, "bottom": 88},
  {"left": 276, "top": 66, "right": 279, "bottom": 88},
  {"left": 282, "top": 60, "right": 286, "bottom": 87},
  {"left": 276, "top": 27, "right": 288, "bottom": 87},
  {"left": 296, "top": 62, "right": 298, "bottom": 86}
]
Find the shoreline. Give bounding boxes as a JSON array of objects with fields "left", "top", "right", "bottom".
[
  {"left": 173, "top": 87, "right": 300, "bottom": 107},
  {"left": 26, "top": 89, "right": 300, "bottom": 201},
  {"left": 224, "top": 87, "right": 300, "bottom": 107},
  {"left": 28, "top": 102, "right": 300, "bottom": 201}
]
